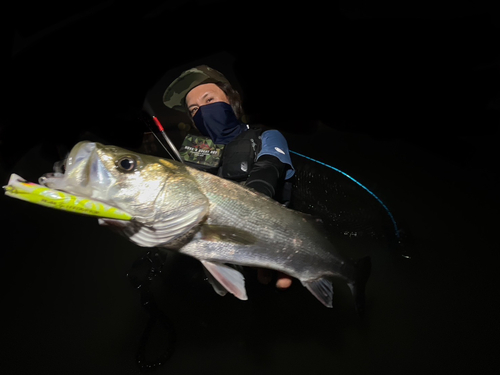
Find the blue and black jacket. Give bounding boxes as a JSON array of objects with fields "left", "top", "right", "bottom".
[{"left": 220, "top": 126, "right": 295, "bottom": 202}]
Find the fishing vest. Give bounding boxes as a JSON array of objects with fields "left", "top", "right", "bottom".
[
  {"left": 219, "top": 128, "right": 262, "bottom": 181},
  {"left": 178, "top": 128, "right": 262, "bottom": 180}
]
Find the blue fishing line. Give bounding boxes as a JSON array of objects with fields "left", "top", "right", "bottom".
[{"left": 290, "top": 150, "right": 400, "bottom": 239}]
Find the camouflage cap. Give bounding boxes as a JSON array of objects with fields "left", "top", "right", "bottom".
[{"left": 162, "top": 65, "right": 230, "bottom": 112}]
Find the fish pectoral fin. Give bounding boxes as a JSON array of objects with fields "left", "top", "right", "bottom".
[
  {"left": 302, "top": 278, "right": 334, "bottom": 308},
  {"left": 200, "top": 225, "right": 258, "bottom": 245},
  {"left": 201, "top": 260, "right": 247, "bottom": 301}
]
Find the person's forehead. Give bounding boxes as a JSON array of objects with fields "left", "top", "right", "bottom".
[{"left": 187, "top": 83, "right": 222, "bottom": 98}]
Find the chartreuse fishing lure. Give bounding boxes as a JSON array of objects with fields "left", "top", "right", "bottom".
[{"left": 3, "top": 173, "right": 133, "bottom": 221}]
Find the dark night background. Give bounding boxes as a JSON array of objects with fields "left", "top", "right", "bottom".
[
  {"left": 1, "top": 1, "right": 499, "bottom": 374},
  {"left": 2, "top": 0, "right": 499, "bottom": 167}
]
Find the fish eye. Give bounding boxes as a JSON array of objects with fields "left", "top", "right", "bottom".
[{"left": 116, "top": 156, "right": 137, "bottom": 172}]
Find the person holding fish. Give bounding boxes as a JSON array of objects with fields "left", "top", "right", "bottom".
[
  {"left": 36, "top": 69, "right": 370, "bottom": 313},
  {"left": 163, "top": 65, "right": 296, "bottom": 290}
]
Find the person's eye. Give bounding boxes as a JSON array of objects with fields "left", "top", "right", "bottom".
[
  {"left": 206, "top": 97, "right": 214, "bottom": 103},
  {"left": 190, "top": 107, "right": 198, "bottom": 116}
]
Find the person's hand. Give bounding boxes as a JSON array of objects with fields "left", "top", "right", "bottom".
[{"left": 257, "top": 269, "right": 292, "bottom": 289}]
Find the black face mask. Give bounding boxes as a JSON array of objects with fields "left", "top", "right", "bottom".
[{"left": 193, "top": 102, "right": 246, "bottom": 145}]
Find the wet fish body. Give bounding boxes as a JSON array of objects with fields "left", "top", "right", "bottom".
[{"left": 40, "top": 141, "right": 371, "bottom": 312}]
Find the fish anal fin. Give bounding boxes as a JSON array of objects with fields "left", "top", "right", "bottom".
[
  {"left": 201, "top": 260, "right": 248, "bottom": 300},
  {"left": 302, "top": 278, "right": 334, "bottom": 308}
]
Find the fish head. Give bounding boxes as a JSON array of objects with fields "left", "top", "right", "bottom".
[{"left": 40, "top": 141, "right": 209, "bottom": 246}]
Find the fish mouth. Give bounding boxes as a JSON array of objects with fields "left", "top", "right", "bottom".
[
  {"left": 39, "top": 158, "right": 65, "bottom": 187},
  {"left": 39, "top": 141, "right": 106, "bottom": 197},
  {"left": 37, "top": 141, "right": 136, "bottom": 220}
]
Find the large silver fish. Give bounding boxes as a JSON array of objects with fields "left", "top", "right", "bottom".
[{"left": 40, "top": 141, "right": 371, "bottom": 313}]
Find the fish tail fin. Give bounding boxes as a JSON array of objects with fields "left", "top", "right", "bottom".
[{"left": 348, "top": 256, "right": 371, "bottom": 316}]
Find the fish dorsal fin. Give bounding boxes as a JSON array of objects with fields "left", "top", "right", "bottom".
[
  {"left": 201, "top": 260, "right": 247, "bottom": 300},
  {"left": 302, "top": 278, "right": 334, "bottom": 308}
]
